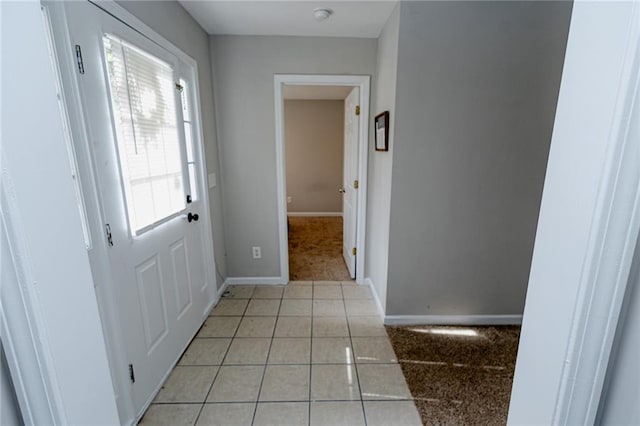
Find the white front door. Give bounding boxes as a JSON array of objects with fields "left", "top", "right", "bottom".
[
  {"left": 62, "top": 1, "right": 211, "bottom": 414},
  {"left": 342, "top": 88, "right": 360, "bottom": 278}
]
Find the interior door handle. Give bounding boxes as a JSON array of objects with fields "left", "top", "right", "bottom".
[
  {"left": 187, "top": 212, "right": 199, "bottom": 222},
  {"left": 338, "top": 188, "right": 346, "bottom": 194}
]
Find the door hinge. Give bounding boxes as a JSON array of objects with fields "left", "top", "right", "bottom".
[
  {"left": 352, "top": 247, "right": 357, "bottom": 256},
  {"left": 128, "top": 364, "right": 135, "bottom": 383},
  {"left": 353, "top": 180, "right": 359, "bottom": 189},
  {"left": 75, "top": 45, "right": 85, "bottom": 75},
  {"left": 355, "top": 105, "right": 360, "bottom": 116},
  {"left": 105, "top": 224, "right": 113, "bottom": 247}
]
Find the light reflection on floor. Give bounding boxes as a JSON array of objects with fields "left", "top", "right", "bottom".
[{"left": 409, "top": 327, "right": 481, "bottom": 337}]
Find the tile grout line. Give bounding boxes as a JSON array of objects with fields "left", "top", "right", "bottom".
[
  {"left": 156, "top": 361, "right": 401, "bottom": 368},
  {"left": 250, "top": 289, "right": 284, "bottom": 426},
  {"left": 308, "top": 280, "right": 315, "bottom": 426},
  {"left": 342, "top": 281, "right": 369, "bottom": 426},
  {"left": 151, "top": 396, "right": 415, "bottom": 406},
  {"left": 193, "top": 289, "right": 254, "bottom": 425}
]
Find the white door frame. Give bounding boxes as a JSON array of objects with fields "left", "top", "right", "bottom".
[
  {"left": 509, "top": 2, "right": 640, "bottom": 424},
  {"left": 274, "top": 75, "right": 370, "bottom": 284},
  {"left": 43, "top": 1, "right": 218, "bottom": 423},
  {"left": 550, "top": 6, "right": 640, "bottom": 423}
]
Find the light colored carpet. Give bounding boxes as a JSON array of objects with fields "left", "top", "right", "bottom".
[
  {"left": 288, "top": 216, "right": 351, "bottom": 281},
  {"left": 386, "top": 325, "right": 521, "bottom": 426}
]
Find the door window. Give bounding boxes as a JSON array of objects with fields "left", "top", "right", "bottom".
[{"left": 103, "top": 35, "right": 186, "bottom": 235}]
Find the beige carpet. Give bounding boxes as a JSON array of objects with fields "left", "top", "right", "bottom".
[
  {"left": 386, "top": 325, "right": 521, "bottom": 425},
  {"left": 288, "top": 216, "right": 351, "bottom": 281}
]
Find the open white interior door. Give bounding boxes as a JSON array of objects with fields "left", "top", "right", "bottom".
[
  {"left": 58, "top": 1, "right": 213, "bottom": 417},
  {"left": 342, "top": 87, "right": 360, "bottom": 278}
]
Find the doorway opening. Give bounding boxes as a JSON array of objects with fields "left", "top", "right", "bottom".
[
  {"left": 284, "top": 86, "right": 351, "bottom": 280},
  {"left": 274, "top": 75, "right": 370, "bottom": 284}
]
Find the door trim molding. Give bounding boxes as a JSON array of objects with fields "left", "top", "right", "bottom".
[
  {"left": 274, "top": 74, "right": 370, "bottom": 285},
  {"left": 552, "top": 6, "right": 640, "bottom": 423},
  {"left": 1, "top": 164, "right": 64, "bottom": 425}
]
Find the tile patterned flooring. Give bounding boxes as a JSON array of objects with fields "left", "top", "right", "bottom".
[
  {"left": 140, "top": 281, "right": 422, "bottom": 426},
  {"left": 288, "top": 217, "right": 351, "bottom": 281}
]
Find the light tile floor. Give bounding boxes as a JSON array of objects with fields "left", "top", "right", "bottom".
[{"left": 140, "top": 281, "right": 422, "bottom": 426}]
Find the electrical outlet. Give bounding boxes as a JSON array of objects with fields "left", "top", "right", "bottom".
[
  {"left": 287, "top": 196, "right": 292, "bottom": 204},
  {"left": 252, "top": 246, "right": 261, "bottom": 259}
]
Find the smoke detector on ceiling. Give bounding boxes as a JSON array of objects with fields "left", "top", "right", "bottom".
[{"left": 313, "top": 8, "right": 333, "bottom": 22}]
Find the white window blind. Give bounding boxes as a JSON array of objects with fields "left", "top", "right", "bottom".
[{"left": 103, "top": 35, "right": 186, "bottom": 234}]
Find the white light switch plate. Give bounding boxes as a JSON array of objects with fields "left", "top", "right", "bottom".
[{"left": 208, "top": 173, "right": 216, "bottom": 188}]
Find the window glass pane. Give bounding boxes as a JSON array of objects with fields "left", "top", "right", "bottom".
[
  {"left": 180, "top": 83, "right": 197, "bottom": 201},
  {"left": 103, "top": 35, "right": 186, "bottom": 234},
  {"left": 184, "top": 121, "right": 194, "bottom": 162},
  {"left": 180, "top": 78, "right": 190, "bottom": 122},
  {"left": 188, "top": 163, "right": 198, "bottom": 201}
]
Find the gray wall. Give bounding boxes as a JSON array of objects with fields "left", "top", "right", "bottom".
[
  {"left": 385, "top": 1, "right": 571, "bottom": 315},
  {"left": 210, "top": 35, "right": 376, "bottom": 277},
  {"left": 285, "top": 100, "right": 344, "bottom": 213},
  {"left": 116, "top": 1, "right": 227, "bottom": 286},
  {"left": 366, "top": 3, "right": 400, "bottom": 309}
]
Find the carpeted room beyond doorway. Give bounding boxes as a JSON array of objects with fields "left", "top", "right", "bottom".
[{"left": 288, "top": 216, "right": 351, "bottom": 281}]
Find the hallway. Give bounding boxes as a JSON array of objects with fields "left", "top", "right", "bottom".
[{"left": 140, "top": 281, "right": 421, "bottom": 425}]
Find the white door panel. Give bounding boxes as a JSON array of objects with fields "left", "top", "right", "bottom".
[
  {"left": 170, "top": 238, "right": 193, "bottom": 318},
  {"left": 343, "top": 88, "right": 359, "bottom": 278},
  {"left": 62, "top": 1, "right": 211, "bottom": 415},
  {"left": 136, "top": 256, "right": 169, "bottom": 352}
]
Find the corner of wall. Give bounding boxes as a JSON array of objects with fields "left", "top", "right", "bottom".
[
  {"left": 364, "top": 277, "right": 386, "bottom": 318},
  {"left": 364, "top": 1, "right": 401, "bottom": 319}
]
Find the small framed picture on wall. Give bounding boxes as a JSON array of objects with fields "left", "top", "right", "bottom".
[{"left": 375, "top": 111, "right": 389, "bottom": 152}]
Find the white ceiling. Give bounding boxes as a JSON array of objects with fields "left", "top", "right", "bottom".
[
  {"left": 178, "top": 1, "right": 397, "bottom": 38},
  {"left": 283, "top": 85, "right": 353, "bottom": 100}
]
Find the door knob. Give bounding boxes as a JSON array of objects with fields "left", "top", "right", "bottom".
[
  {"left": 338, "top": 188, "right": 346, "bottom": 194},
  {"left": 187, "top": 212, "right": 199, "bottom": 222}
]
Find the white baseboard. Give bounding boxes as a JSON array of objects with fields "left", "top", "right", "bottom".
[
  {"left": 224, "top": 277, "right": 287, "bottom": 286},
  {"left": 384, "top": 315, "right": 523, "bottom": 326},
  {"left": 363, "top": 277, "right": 385, "bottom": 319},
  {"left": 287, "top": 212, "right": 342, "bottom": 217}
]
